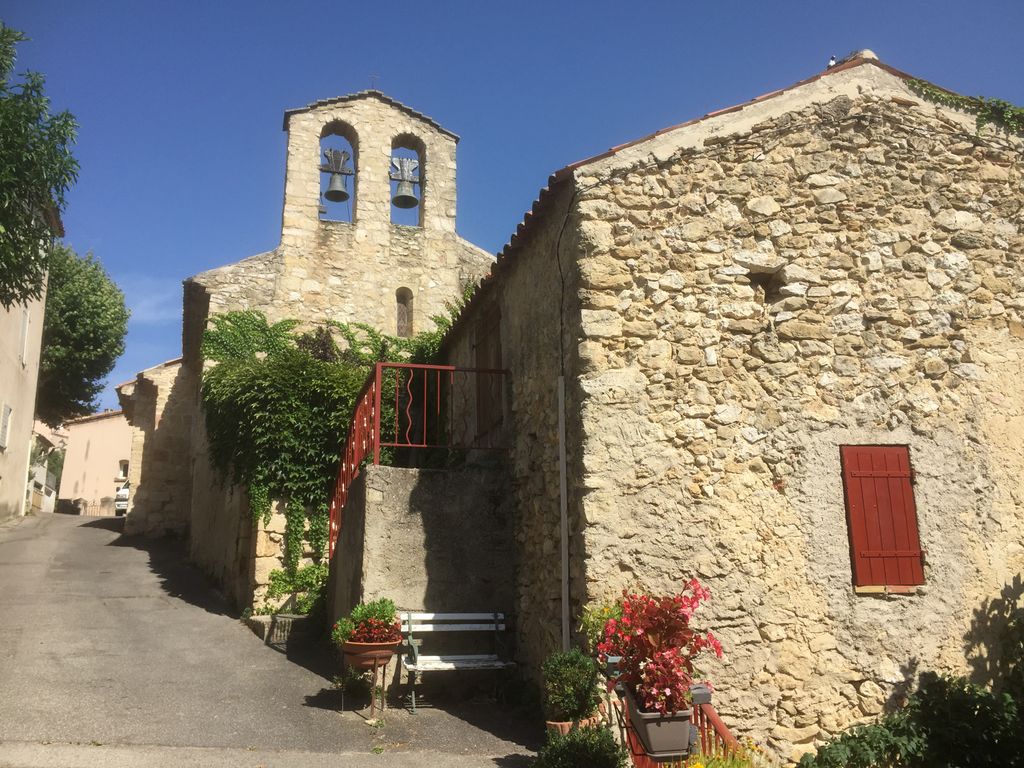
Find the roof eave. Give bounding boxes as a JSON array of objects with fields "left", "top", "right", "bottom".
[{"left": 282, "top": 89, "right": 460, "bottom": 141}]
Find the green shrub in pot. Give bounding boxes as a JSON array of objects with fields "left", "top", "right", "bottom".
[{"left": 542, "top": 648, "right": 601, "bottom": 723}]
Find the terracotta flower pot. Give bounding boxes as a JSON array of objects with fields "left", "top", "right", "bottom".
[
  {"left": 623, "top": 685, "right": 695, "bottom": 758},
  {"left": 544, "top": 711, "right": 602, "bottom": 735},
  {"left": 342, "top": 639, "right": 401, "bottom": 669}
]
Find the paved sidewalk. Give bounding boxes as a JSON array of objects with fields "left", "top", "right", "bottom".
[{"left": 0, "top": 513, "right": 537, "bottom": 766}]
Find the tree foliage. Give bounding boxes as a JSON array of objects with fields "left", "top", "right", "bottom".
[
  {"left": 36, "top": 245, "right": 129, "bottom": 426},
  {"left": 798, "top": 672, "right": 1023, "bottom": 768},
  {"left": 0, "top": 23, "right": 78, "bottom": 309}
]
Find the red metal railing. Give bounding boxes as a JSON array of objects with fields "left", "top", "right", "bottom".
[
  {"left": 327, "top": 362, "right": 506, "bottom": 558},
  {"left": 692, "top": 702, "right": 741, "bottom": 759},
  {"left": 619, "top": 700, "right": 741, "bottom": 767}
]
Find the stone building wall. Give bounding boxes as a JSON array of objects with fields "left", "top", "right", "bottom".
[
  {"left": 564, "top": 65, "right": 1024, "bottom": 762},
  {"left": 442, "top": 183, "right": 586, "bottom": 678},
  {"left": 118, "top": 359, "right": 192, "bottom": 537},
  {"left": 327, "top": 464, "right": 515, "bottom": 625}
]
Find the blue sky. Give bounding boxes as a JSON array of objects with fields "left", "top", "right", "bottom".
[{"left": 5, "top": 0, "right": 1024, "bottom": 410}]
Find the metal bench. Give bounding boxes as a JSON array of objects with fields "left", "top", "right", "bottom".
[{"left": 400, "top": 611, "right": 515, "bottom": 713}]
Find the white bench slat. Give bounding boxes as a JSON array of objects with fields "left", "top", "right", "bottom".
[
  {"left": 404, "top": 612, "right": 504, "bottom": 621},
  {"left": 405, "top": 654, "right": 515, "bottom": 672},
  {"left": 401, "top": 623, "right": 505, "bottom": 633}
]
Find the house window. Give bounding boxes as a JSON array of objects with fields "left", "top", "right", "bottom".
[
  {"left": 396, "top": 288, "right": 414, "bottom": 337},
  {"left": 840, "top": 445, "right": 925, "bottom": 590},
  {"left": 118, "top": 460, "right": 129, "bottom": 480},
  {"left": 0, "top": 403, "right": 11, "bottom": 451}
]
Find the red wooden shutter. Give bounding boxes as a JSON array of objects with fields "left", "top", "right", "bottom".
[{"left": 840, "top": 445, "right": 924, "bottom": 587}]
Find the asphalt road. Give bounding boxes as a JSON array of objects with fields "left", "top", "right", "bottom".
[{"left": 0, "top": 513, "right": 537, "bottom": 767}]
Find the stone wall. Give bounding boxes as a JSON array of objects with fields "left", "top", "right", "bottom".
[
  {"left": 442, "top": 183, "right": 585, "bottom": 678},
  {"left": 327, "top": 464, "right": 515, "bottom": 622},
  {"left": 187, "top": 419, "right": 253, "bottom": 607},
  {"left": 565, "top": 66, "right": 1023, "bottom": 762},
  {"left": 118, "top": 359, "right": 193, "bottom": 537}
]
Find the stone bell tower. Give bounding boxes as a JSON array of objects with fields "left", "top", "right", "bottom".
[{"left": 273, "top": 90, "right": 492, "bottom": 337}]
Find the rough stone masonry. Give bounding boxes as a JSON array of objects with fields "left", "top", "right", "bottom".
[{"left": 572, "top": 63, "right": 1024, "bottom": 762}]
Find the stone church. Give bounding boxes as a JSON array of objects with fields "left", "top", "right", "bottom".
[
  {"left": 117, "top": 91, "right": 492, "bottom": 604},
  {"left": 121, "top": 51, "right": 1023, "bottom": 763}
]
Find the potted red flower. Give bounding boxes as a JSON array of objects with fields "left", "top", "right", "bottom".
[
  {"left": 597, "top": 580, "right": 722, "bottom": 758},
  {"left": 331, "top": 597, "right": 402, "bottom": 669}
]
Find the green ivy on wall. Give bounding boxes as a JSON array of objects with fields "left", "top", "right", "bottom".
[
  {"left": 907, "top": 79, "right": 1024, "bottom": 137},
  {"left": 199, "top": 287, "right": 473, "bottom": 613}
]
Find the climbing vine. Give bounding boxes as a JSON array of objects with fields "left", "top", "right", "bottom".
[
  {"left": 907, "top": 79, "right": 1024, "bottom": 137},
  {"left": 199, "top": 285, "right": 474, "bottom": 613}
]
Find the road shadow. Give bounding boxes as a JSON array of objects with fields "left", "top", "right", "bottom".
[
  {"left": 275, "top": 631, "right": 339, "bottom": 681},
  {"left": 431, "top": 699, "right": 542, "bottom": 751},
  {"left": 80, "top": 516, "right": 126, "bottom": 532},
  {"left": 104, "top": 526, "right": 234, "bottom": 617},
  {"left": 492, "top": 756, "right": 533, "bottom": 768}
]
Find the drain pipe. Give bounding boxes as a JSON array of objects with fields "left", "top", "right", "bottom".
[{"left": 558, "top": 375, "right": 570, "bottom": 651}]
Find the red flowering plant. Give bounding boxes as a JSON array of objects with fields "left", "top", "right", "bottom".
[
  {"left": 596, "top": 579, "right": 723, "bottom": 715},
  {"left": 330, "top": 597, "right": 401, "bottom": 646}
]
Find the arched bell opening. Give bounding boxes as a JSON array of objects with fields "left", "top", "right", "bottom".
[
  {"left": 390, "top": 134, "right": 426, "bottom": 227},
  {"left": 320, "top": 121, "right": 358, "bottom": 222},
  {"left": 396, "top": 287, "right": 414, "bottom": 337}
]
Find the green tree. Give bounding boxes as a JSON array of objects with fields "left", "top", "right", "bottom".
[
  {"left": 0, "top": 23, "right": 78, "bottom": 309},
  {"left": 36, "top": 245, "right": 129, "bottom": 426}
]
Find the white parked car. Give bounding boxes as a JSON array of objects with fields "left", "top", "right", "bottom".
[{"left": 114, "top": 480, "right": 130, "bottom": 515}]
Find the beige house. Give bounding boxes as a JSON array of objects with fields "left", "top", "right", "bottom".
[
  {"left": 0, "top": 293, "right": 49, "bottom": 522},
  {"left": 57, "top": 409, "right": 132, "bottom": 516},
  {"left": 428, "top": 51, "right": 1024, "bottom": 761}
]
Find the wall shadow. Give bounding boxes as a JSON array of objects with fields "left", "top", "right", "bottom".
[
  {"left": 81, "top": 516, "right": 126, "bottom": 532},
  {"left": 965, "top": 574, "right": 1024, "bottom": 695},
  {"left": 107, "top": 528, "right": 234, "bottom": 617},
  {"left": 492, "top": 756, "right": 534, "bottom": 768},
  {"left": 884, "top": 656, "right": 920, "bottom": 712},
  {"left": 405, "top": 463, "right": 538, "bottom": 750}
]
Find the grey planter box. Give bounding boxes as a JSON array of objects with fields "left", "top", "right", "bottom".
[{"left": 623, "top": 685, "right": 696, "bottom": 761}]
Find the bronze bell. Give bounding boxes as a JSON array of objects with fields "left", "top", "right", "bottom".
[
  {"left": 390, "top": 157, "right": 420, "bottom": 209},
  {"left": 324, "top": 172, "right": 349, "bottom": 203},
  {"left": 392, "top": 179, "right": 418, "bottom": 209}
]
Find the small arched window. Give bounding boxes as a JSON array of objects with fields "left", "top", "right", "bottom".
[
  {"left": 391, "top": 134, "right": 426, "bottom": 226},
  {"left": 320, "top": 122, "right": 358, "bottom": 222},
  {"left": 396, "top": 288, "right": 414, "bottom": 337}
]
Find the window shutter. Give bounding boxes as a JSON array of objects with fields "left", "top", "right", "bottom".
[
  {"left": 20, "top": 307, "right": 30, "bottom": 365},
  {"left": 840, "top": 445, "right": 924, "bottom": 587},
  {"left": 0, "top": 404, "right": 11, "bottom": 450}
]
